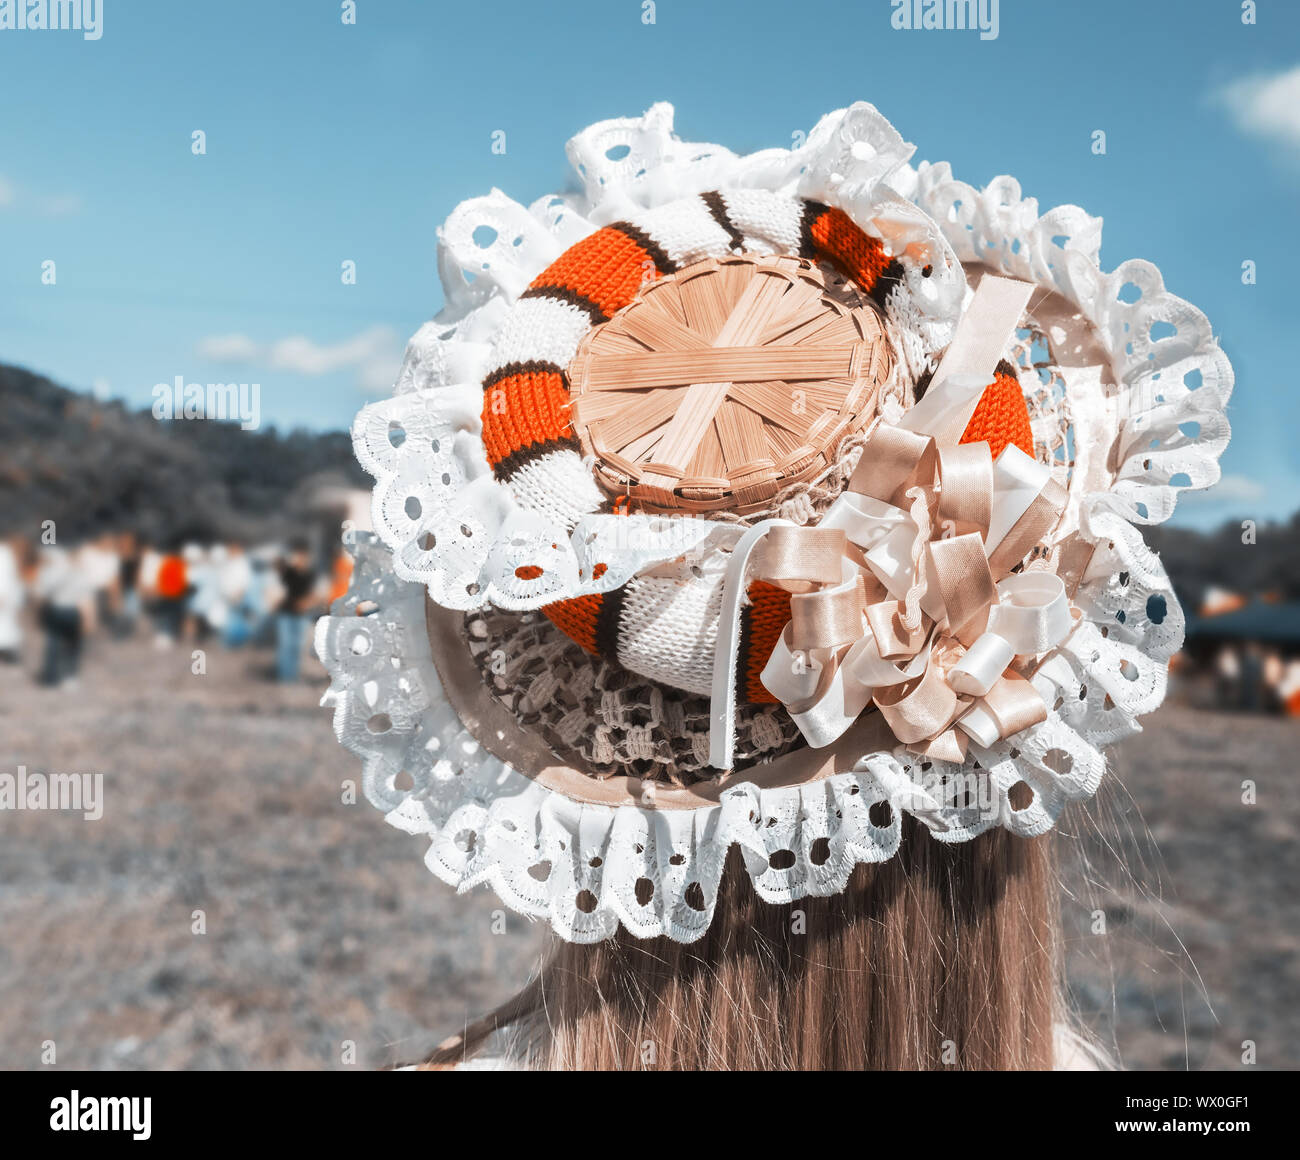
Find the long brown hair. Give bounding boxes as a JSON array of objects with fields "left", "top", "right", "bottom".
[{"left": 425, "top": 815, "right": 1062, "bottom": 1070}]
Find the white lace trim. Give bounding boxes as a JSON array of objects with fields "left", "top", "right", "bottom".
[{"left": 318, "top": 103, "right": 1232, "bottom": 944}]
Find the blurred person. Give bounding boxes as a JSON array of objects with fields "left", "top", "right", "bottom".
[
  {"left": 1240, "top": 643, "right": 1264, "bottom": 713},
  {"left": 244, "top": 545, "right": 281, "bottom": 645},
  {"left": 184, "top": 543, "right": 216, "bottom": 642},
  {"left": 217, "top": 543, "right": 254, "bottom": 647},
  {"left": 76, "top": 534, "right": 121, "bottom": 635},
  {"left": 115, "top": 532, "right": 143, "bottom": 637},
  {"left": 275, "top": 539, "right": 318, "bottom": 682},
  {"left": 1262, "top": 648, "right": 1284, "bottom": 713},
  {"left": 0, "top": 536, "right": 24, "bottom": 663},
  {"left": 33, "top": 545, "right": 88, "bottom": 688},
  {"left": 154, "top": 545, "right": 189, "bottom": 648},
  {"left": 138, "top": 542, "right": 163, "bottom": 598},
  {"left": 1281, "top": 659, "right": 1300, "bottom": 718},
  {"left": 1214, "top": 644, "right": 1240, "bottom": 709},
  {"left": 197, "top": 544, "right": 233, "bottom": 639}
]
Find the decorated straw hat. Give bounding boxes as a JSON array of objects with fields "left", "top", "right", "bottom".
[{"left": 317, "top": 103, "right": 1232, "bottom": 943}]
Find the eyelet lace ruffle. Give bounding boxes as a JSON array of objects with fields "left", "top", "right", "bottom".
[{"left": 317, "top": 104, "right": 1232, "bottom": 943}]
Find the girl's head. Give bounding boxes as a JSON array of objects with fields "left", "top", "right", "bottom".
[
  {"left": 426, "top": 818, "right": 1060, "bottom": 1070},
  {"left": 317, "top": 102, "right": 1230, "bottom": 1072}
]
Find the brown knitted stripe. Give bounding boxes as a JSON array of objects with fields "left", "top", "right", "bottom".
[
  {"left": 489, "top": 434, "right": 583, "bottom": 483},
  {"left": 518, "top": 284, "right": 608, "bottom": 326},
  {"left": 593, "top": 585, "right": 626, "bottom": 659},
  {"left": 866, "top": 257, "right": 905, "bottom": 309},
  {"left": 606, "top": 219, "right": 680, "bottom": 277},
  {"left": 701, "top": 190, "right": 746, "bottom": 253},
  {"left": 736, "top": 580, "right": 793, "bottom": 705},
  {"left": 798, "top": 198, "right": 831, "bottom": 260},
  {"left": 482, "top": 358, "right": 563, "bottom": 393}
]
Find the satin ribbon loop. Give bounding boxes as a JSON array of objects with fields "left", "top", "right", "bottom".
[
  {"left": 789, "top": 569, "right": 865, "bottom": 653},
  {"left": 956, "top": 672, "right": 1049, "bottom": 747},
  {"left": 936, "top": 442, "right": 994, "bottom": 537},
  {"left": 987, "top": 475, "right": 1069, "bottom": 577},
  {"left": 849, "top": 426, "right": 936, "bottom": 505},
  {"left": 922, "top": 533, "right": 996, "bottom": 639},
  {"left": 910, "top": 728, "right": 970, "bottom": 766},
  {"left": 864, "top": 599, "right": 928, "bottom": 660},
  {"left": 819, "top": 491, "right": 910, "bottom": 552},
  {"left": 762, "top": 526, "right": 847, "bottom": 592},
  {"left": 985, "top": 572, "right": 1073, "bottom": 655},
  {"left": 874, "top": 650, "right": 961, "bottom": 745},
  {"left": 760, "top": 624, "right": 826, "bottom": 708},
  {"left": 947, "top": 631, "right": 1016, "bottom": 697}
]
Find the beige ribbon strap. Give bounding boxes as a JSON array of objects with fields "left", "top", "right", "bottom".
[
  {"left": 790, "top": 570, "right": 865, "bottom": 653},
  {"left": 848, "top": 425, "right": 936, "bottom": 504},
  {"left": 957, "top": 672, "right": 1049, "bottom": 747},
  {"left": 923, "top": 532, "right": 996, "bottom": 638},
  {"left": 874, "top": 652, "right": 961, "bottom": 745},
  {"left": 936, "top": 442, "right": 994, "bottom": 535},
  {"left": 762, "top": 525, "right": 846, "bottom": 591},
  {"left": 986, "top": 476, "right": 1068, "bottom": 576}
]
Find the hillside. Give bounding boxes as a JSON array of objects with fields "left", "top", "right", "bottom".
[{"left": 0, "top": 364, "right": 369, "bottom": 545}]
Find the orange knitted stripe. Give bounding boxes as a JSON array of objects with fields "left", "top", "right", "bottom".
[
  {"left": 807, "top": 206, "right": 892, "bottom": 293},
  {"left": 739, "top": 580, "right": 793, "bottom": 704},
  {"left": 542, "top": 592, "right": 604, "bottom": 655},
  {"left": 960, "top": 369, "right": 1034, "bottom": 460},
  {"left": 527, "top": 226, "right": 662, "bottom": 319},
  {"left": 481, "top": 366, "right": 573, "bottom": 468}
]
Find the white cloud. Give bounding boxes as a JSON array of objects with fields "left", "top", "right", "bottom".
[
  {"left": 196, "top": 333, "right": 263, "bottom": 362},
  {"left": 1215, "top": 66, "right": 1300, "bottom": 154},
  {"left": 40, "top": 193, "right": 84, "bottom": 217},
  {"left": 1178, "top": 474, "right": 1266, "bottom": 505},
  {"left": 198, "top": 325, "right": 401, "bottom": 395},
  {"left": 0, "top": 174, "right": 82, "bottom": 215}
]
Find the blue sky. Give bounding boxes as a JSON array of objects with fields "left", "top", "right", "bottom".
[{"left": 1, "top": 0, "right": 1296, "bottom": 529}]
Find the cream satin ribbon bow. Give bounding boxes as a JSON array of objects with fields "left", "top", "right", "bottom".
[{"left": 709, "top": 275, "right": 1073, "bottom": 771}]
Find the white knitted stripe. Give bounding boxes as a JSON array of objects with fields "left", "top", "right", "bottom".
[
  {"left": 507, "top": 447, "right": 605, "bottom": 529},
  {"left": 615, "top": 565, "right": 722, "bottom": 697},
  {"left": 485, "top": 294, "right": 594, "bottom": 375},
  {"left": 631, "top": 198, "right": 734, "bottom": 269},
  {"left": 882, "top": 280, "right": 942, "bottom": 385},
  {"left": 718, "top": 190, "right": 804, "bottom": 255}
]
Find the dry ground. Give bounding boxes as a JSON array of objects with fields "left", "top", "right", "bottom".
[{"left": 0, "top": 626, "right": 1295, "bottom": 1070}]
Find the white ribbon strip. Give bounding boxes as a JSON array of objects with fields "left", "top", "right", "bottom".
[
  {"left": 986, "top": 445, "right": 1054, "bottom": 552},
  {"left": 710, "top": 519, "right": 794, "bottom": 770},
  {"left": 985, "top": 572, "right": 1073, "bottom": 654},
  {"left": 950, "top": 573, "right": 1072, "bottom": 700},
  {"left": 819, "top": 490, "right": 911, "bottom": 550},
  {"left": 901, "top": 275, "right": 1034, "bottom": 443},
  {"left": 947, "top": 631, "right": 1016, "bottom": 697}
]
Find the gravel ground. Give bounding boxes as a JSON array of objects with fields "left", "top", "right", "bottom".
[{"left": 0, "top": 627, "right": 1295, "bottom": 1070}]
